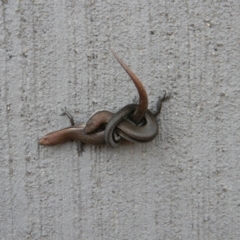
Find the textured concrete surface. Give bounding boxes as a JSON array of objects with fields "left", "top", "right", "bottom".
[{"left": 1, "top": 1, "right": 240, "bottom": 239}]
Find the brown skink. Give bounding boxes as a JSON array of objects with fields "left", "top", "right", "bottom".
[
  {"left": 102, "top": 94, "right": 165, "bottom": 147},
  {"left": 39, "top": 124, "right": 105, "bottom": 146},
  {"left": 85, "top": 106, "right": 158, "bottom": 146},
  {"left": 39, "top": 49, "right": 156, "bottom": 147},
  {"left": 39, "top": 93, "right": 165, "bottom": 147}
]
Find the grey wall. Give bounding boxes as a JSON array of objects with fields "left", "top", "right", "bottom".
[{"left": 1, "top": 1, "right": 240, "bottom": 239}]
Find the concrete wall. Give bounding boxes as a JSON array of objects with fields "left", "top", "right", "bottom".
[{"left": 1, "top": 1, "right": 240, "bottom": 239}]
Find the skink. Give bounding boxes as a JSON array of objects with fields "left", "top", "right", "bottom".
[
  {"left": 39, "top": 49, "right": 164, "bottom": 148},
  {"left": 102, "top": 94, "right": 165, "bottom": 147},
  {"left": 39, "top": 124, "right": 105, "bottom": 146},
  {"left": 39, "top": 95, "right": 164, "bottom": 147}
]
